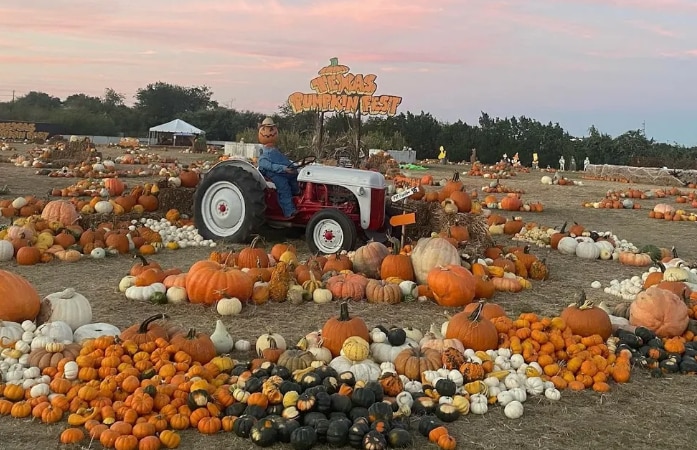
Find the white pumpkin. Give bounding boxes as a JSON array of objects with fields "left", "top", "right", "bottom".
[
  {"left": 63, "top": 361, "right": 79, "bottom": 380},
  {"left": 557, "top": 236, "right": 578, "bottom": 255},
  {"left": 370, "top": 341, "right": 413, "bottom": 363},
  {"left": 14, "top": 340, "right": 30, "bottom": 354},
  {"left": 544, "top": 387, "right": 561, "bottom": 401},
  {"left": 36, "top": 321, "right": 74, "bottom": 343},
  {"left": 403, "top": 327, "right": 423, "bottom": 343},
  {"left": 256, "top": 333, "right": 286, "bottom": 356},
  {"left": 329, "top": 356, "right": 381, "bottom": 382},
  {"left": 39, "top": 288, "right": 92, "bottom": 331},
  {"left": 30, "top": 335, "right": 54, "bottom": 351},
  {"left": 72, "top": 323, "right": 121, "bottom": 343},
  {"left": 168, "top": 177, "right": 182, "bottom": 187},
  {"left": 21, "top": 320, "right": 36, "bottom": 333},
  {"left": 125, "top": 283, "right": 166, "bottom": 301},
  {"left": 11, "top": 197, "right": 27, "bottom": 209},
  {"left": 118, "top": 276, "right": 137, "bottom": 292},
  {"left": 30, "top": 382, "right": 50, "bottom": 398},
  {"left": 510, "top": 387, "right": 527, "bottom": 402},
  {"left": 0, "top": 240, "right": 14, "bottom": 261},
  {"left": 312, "top": 288, "right": 333, "bottom": 304},
  {"left": 234, "top": 339, "right": 251, "bottom": 352},
  {"left": 576, "top": 241, "right": 600, "bottom": 259},
  {"left": 90, "top": 247, "right": 106, "bottom": 259},
  {"left": 469, "top": 393, "right": 489, "bottom": 414},
  {"left": 216, "top": 297, "right": 242, "bottom": 316},
  {"left": 504, "top": 400, "right": 524, "bottom": 419},
  {"left": 404, "top": 380, "right": 423, "bottom": 393},
  {"left": 308, "top": 346, "right": 333, "bottom": 364},
  {"left": 398, "top": 280, "right": 418, "bottom": 299},
  {"left": 94, "top": 201, "right": 114, "bottom": 214},
  {"left": 525, "top": 376, "right": 545, "bottom": 395},
  {"left": 166, "top": 287, "right": 188, "bottom": 304},
  {"left": 0, "top": 321, "right": 24, "bottom": 344}
]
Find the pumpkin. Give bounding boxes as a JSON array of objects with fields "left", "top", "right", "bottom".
[
  {"left": 258, "top": 117, "right": 279, "bottom": 145},
  {"left": 445, "top": 302, "right": 498, "bottom": 351},
  {"left": 629, "top": 286, "right": 689, "bottom": 338},
  {"left": 427, "top": 265, "right": 476, "bottom": 307},
  {"left": 500, "top": 195, "right": 522, "bottom": 211},
  {"left": 170, "top": 328, "right": 217, "bottom": 364},
  {"left": 40, "top": 200, "right": 79, "bottom": 225},
  {"left": 103, "top": 178, "right": 125, "bottom": 195},
  {"left": 37, "top": 288, "right": 92, "bottom": 331},
  {"left": 463, "top": 301, "right": 506, "bottom": 320},
  {"left": 560, "top": 291, "right": 612, "bottom": 339},
  {"left": 16, "top": 246, "right": 41, "bottom": 265},
  {"left": 449, "top": 190, "right": 471, "bottom": 213},
  {"left": 179, "top": 169, "right": 200, "bottom": 188},
  {"left": 619, "top": 251, "right": 653, "bottom": 267},
  {"left": 380, "top": 237, "right": 415, "bottom": 281},
  {"left": 119, "top": 314, "right": 168, "bottom": 344},
  {"left": 321, "top": 302, "right": 370, "bottom": 357},
  {"left": 28, "top": 343, "right": 81, "bottom": 369},
  {"left": 410, "top": 237, "right": 460, "bottom": 284},
  {"left": 186, "top": 260, "right": 254, "bottom": 304},
  {"left": 237, "top": 236, "right": 270, "bottom": 268},
  {"left": 325, "top": 273, "right": 368, "bottom": 301},
  {"left": 365, "top": 280, "right": 402, "bottom": 304},
  {"left": 393, "top": 346, "right": 442, "bottom": 380},
  {"left": 352, "top": 241, "right": 389, "bottom": 278},
  {"left": 0, "top": 269, "right": 41, "bottom": 322},
  {"left": 323, "top": 252, "right": 353, "bottom": 273}
]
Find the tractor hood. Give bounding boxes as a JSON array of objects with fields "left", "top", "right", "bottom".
[{"left": 297, "top": 164, "right": 386, "bottom": 189}]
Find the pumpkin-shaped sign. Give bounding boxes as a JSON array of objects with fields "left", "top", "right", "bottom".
[{"left": 258, "top": 117, "right": 278, "bottom": 146}]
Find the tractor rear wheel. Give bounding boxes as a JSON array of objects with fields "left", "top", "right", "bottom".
[
  {"left": 194, "top": 165, "right": 266, "bottom": 242},
  {"left": 306, "top": 209, "right": 357, "bottom": 254}
]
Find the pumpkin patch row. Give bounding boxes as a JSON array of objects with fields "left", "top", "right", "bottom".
[{"left": 540, "top": 175, "right": 582, "bottom": 186}]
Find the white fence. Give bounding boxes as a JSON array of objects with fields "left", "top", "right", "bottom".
[
  {"left": 224, "top": 142, "right": 262, "bottom": 159},
  {"left": 585, "top": 164, "right": 692, "bottom": 186}
]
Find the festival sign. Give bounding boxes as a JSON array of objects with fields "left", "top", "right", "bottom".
[
  {"left": 287, "top": 58, "right": 402, "bottom": 116},
  {"left": 0, "top": 121, "right": 61, "bottom": 141}
]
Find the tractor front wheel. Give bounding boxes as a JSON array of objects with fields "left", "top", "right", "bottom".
[{"left": 306, "top": 209, "right": 357, "bottom": 254}]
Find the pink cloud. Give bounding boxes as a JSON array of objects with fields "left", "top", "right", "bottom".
[
  {"left": 0, "top": 55, "right": 138, "bottom": 65},
  {"left": 626, "top": 20, "right": 679, "bottom": 37},
  {"left": 581, "top": 0, "right": 697, "bottom": 13}
]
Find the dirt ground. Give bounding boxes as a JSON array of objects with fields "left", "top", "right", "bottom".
[{"left": 1, "top": 145, "right": 696, "bottom": 449}]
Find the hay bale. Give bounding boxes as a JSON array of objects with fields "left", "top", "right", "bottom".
[
  {"left": 45, "top": 139, "right": 101, "bottom": 165},
  {"left": 387, "top": 199, "right": 493, "bottom": 258},
  {"left": 157, "top": 186, "right": 195, "bottom": 217},
  {"left": 78, "top": 211, "right": 162, "bottom": 230}
]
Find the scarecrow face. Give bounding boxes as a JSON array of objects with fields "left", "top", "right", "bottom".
[{"left": 258, "top": 124, "right": 278, "bottom": 145}]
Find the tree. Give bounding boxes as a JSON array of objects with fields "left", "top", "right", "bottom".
[{"left": 135, "top": 82, "right": 217, "bottom": 125}]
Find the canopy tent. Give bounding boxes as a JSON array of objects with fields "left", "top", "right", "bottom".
[{"left": 148, "top": 119, "right": 205, "bottom": 146}]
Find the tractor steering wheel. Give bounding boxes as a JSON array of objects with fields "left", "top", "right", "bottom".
[{"left": 289, "top": 155, "right": 317, "bottom": 169}]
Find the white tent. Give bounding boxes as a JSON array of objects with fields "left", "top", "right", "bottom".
[{"left": 148, "top": 119, "right": 204, "bottom": 146}]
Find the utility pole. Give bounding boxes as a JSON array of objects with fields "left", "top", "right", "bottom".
[{"left": 641, "top": 121, "right": 646, "bottom": 137}]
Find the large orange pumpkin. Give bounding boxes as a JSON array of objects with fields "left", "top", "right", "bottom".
[
  {"left": 40, "top": 200, "right": 79, "bottom": 225},
  {"left": 445, "top": 302, "right": 498, "bottom": 351},
  {"left": 321, "top": 302, "right": 370, "bottom": 357},
  {"left": 186, "top": 261, "right": 254, "bottom": 304},
  {"left": 179, "top": 170, "right": 199, "bottom": 188},
  {"left": 104, "top": 178, "right": 125, "bottom": 196},
  {"left": 0, "top": 270, "right": 41, "bottom": 322},
  {"left": 561, "top": 291, "right": 612, "bottom": 340},
  {"left": 426, "top": 265, "right": 476, "bottom": 307},
  {"left": 629, "top": 286, "right": 689, "bottom": 338},
  {"left": 449, "top": 191, "right": 471, "bottom": 213}
]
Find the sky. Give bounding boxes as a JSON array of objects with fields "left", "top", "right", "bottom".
[{"left": 0, "top": 0, "right": 696, "bottom": 145}]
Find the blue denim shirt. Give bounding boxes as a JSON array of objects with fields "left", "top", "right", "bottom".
[{"left": 258, "top": 146, "right": 292, "bottom": 176}]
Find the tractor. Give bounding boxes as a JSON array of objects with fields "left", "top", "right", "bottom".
[{"left": 193, "top": 156, "right": 390, "bottom": 253}]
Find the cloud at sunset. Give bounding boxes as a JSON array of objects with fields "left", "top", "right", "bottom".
[{"left": 0, "top": 0, "right": 696, "bottom": 143}]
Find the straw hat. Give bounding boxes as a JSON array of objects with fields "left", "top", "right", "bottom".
[{"left": 260, "top": 117, "right": 276, "bottom": 127}]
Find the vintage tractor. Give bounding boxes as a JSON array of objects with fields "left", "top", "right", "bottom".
[{"left": 193, "top": 156, "right": 389, "bottom": 253}]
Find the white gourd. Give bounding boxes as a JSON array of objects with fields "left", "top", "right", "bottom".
[
  {"left": 308, "top": 346, "right": 332, "bottom": 364},
  {"left": 234, "top": 340, "right": 251, "bottom": 352},
  {"left": 469, "top": 394, "right": 488, "bottom": 414},
  {"left": 216, "top": 297, "right": 242, "bottom": 316},
  {"left": 504, "top": 400, "right": 524, "bottom": 419},
  {"left": 73, "top": 323, "right": 121, "bottom": 344},
  {"left": 510, "top": 354, "right": 525, "bottom": 369},
  {"left": 0, "top": 240, "right": 13, "bottom": 261},
  {"left": 256, "top": 333, "right": 286, "bottom": 356},
  {"left": 37, "top": 321, "right": 73, "bottom": 342},
  {"left": 545, "top": 387, "right": 561, "bottom": 400},
  {"left": 14, "top": 340, "right": 30, "bottom": 354},
  {"left": 31, "top": 335, "right": 54, "bottom": 350},
  {"left": 504, "top": 375, "right": 521, "bottom": 390},
  {"left": 125, "top": 283, "right": 166, "bottom": 301},
  {"left": 166, "top": 287, "right": 188, "bottom": 304},
  {"left": 0, "top": 321, "right": 24, "bottom": 343},
  {"left": 510, "top": 387, "right": 527, "bottom": 402},
  {"left": 63, "top": 361, "right": 79, "bottom": 380},
  {"left": 328, "top": 356, "right": 380, "bottom": 382},
  {"left": 369, "top": 328, "right": 387, "bottom": 343},
  {"left": 39, "top": 288, "right": 93, "bottom": 331},
  {"left": 119, "top": 276, "right": 137, "bottom": 292},
  {"left": 497, "top": 390, "right": 515, "bottom": 406},
  {"left": 23, "top": 367, "right": 40, "bottom": 379},
  {"left": 525, "top": 376, "right": 545, "bottom": 395},
  {"left": 403, "top": 327, "right": 423, "bottom": 343},
  {"left": 30, "top": 382, "right": 50, "bottom": 398},
  {"left": 210, "top": 320, "right": 234, "bottom": 354}
]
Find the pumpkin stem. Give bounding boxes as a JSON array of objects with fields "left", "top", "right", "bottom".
[
  {"left": 451, "top": 172, "right": 460, "bottom": 182},
  {"left": 558, "top": 221, "right": 568, "bottom": 233},
  {"left": 672, "top": 246, "right": 678, "bottom": 258},
  {"left": 138, "top": 313, "right": 167, "bottom": 333},
  {"left": 338, "top": 302, "right": 350, "bottom": 321},
  {"left": 523, "top": 245, "right": 531, "bottom": 254},
  {"left": 134, "top": 254, "right": 150, "bottom": 266},
  {"left": 468, "top": 301, "right": 484, "bottom": 322},
  {"left": 386, "top": 235, "right": 401, "bottom": 254},
  {"left": 249, "top": 235, "right": 264, "bottom": 249},
  {"left": 656, "top": 261, "right": 666, "bottom": 272},
  {"left": 185, "top": 328, "right": 197, "bottom": 339}
]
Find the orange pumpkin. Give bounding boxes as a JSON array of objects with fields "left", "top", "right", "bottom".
[
  {"left": 629, "top": 286, "right": 689, "bottom": 338},
  {"left": 258, "top": 118, "right": 279, "bottom": 146},
  {"left": 104, "top": 178, "right": 125, "bottom": 196},
  {"left": 427, "top": 265, "right": 476, "bottom": 307},
  {"left": 0, "top": 269, "right": 41, "bottom": 322},
  {"left": 40, "top": 200, "right": 79, "bottom": 225},
  {"left": 445, "top": 302, "right": 499, "bottom": 351},
  {"left": 185, "top": 260, "right": 254, "bottom": 304}
]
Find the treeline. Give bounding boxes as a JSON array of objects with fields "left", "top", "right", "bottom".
[{"left": 0, "top": 82, "right": 695, "bottom": 168}]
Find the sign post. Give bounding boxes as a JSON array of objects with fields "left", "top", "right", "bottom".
[{"left": 389, "top": 186, "right": 420, "bottom": 247}]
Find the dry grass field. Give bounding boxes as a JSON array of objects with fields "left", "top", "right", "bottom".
[{"left": 1, "top": 144, "right": 696, "bottom": 449}]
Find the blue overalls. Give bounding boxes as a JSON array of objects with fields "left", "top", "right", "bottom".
[{"left": 258, "top": 146, "right": 300, "bottom": 217}]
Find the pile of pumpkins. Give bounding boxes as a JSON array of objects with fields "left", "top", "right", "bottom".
[
  {"left": 0, "top": 197, "right": 214, "bottom": 264},
  {"left": 117, "top": 233, "right": 553, "bottom": 313},
  {"left": 647, "top": 203, "right": 697, "bottom": 222}
]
